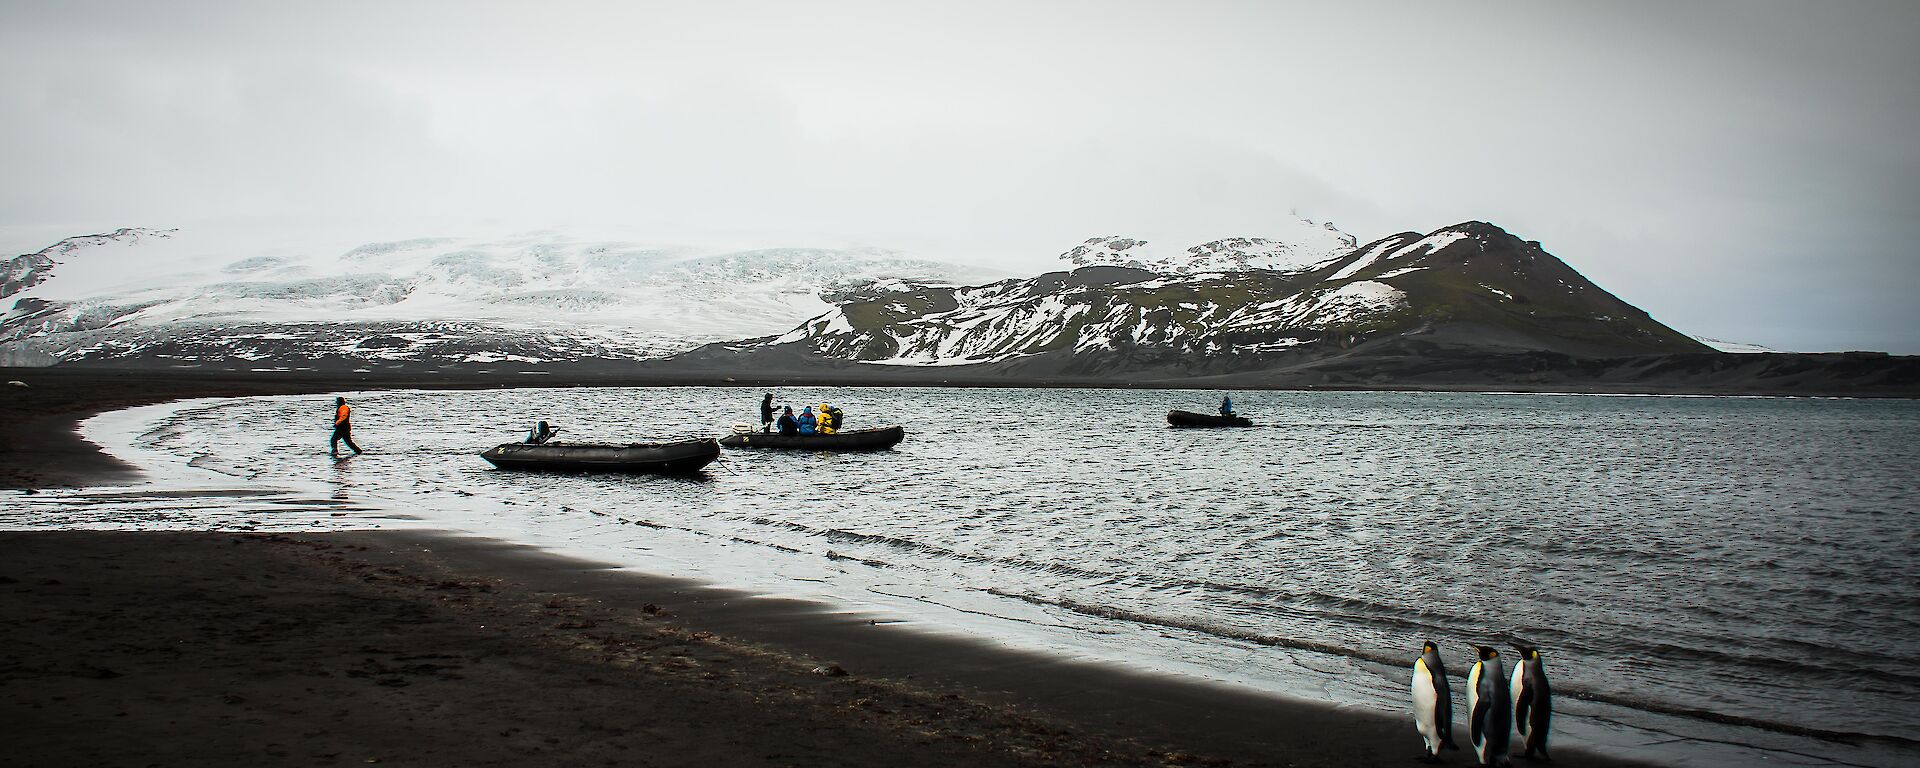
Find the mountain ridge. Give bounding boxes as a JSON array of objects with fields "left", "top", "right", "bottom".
[
  {"left": 681, "top": 221, "right": 1710, "bottom": 380},
  {"left": 1, "top": 228, "right": 177, "bottom": 300},
  {"left": 5, "top": 221, "right": 1914, "bottom": 396}
]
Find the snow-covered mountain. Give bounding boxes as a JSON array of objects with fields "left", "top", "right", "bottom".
[
  {"left": 0, "top": 228, "right": 1000, "bottom": 369},
  {"left": 0, "top": 221, "right": 1775, "bottom": 378},
  {"left": 679, "top": 221, "right": 1712, "bottom": 376}
]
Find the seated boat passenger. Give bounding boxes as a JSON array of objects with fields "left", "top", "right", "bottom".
[
  {"left": 1220, "top": 396, "right": 1234, "bottom": 416},
  {"left": 525, "top": 420, "right": 559, "bottom": 444},
  {"left": 776, "top": 407, "right": 799, "bottom": 436},
  {"left": 823, "top": 405, "right": 844, "bottom": 433},
  {"left": 798, "top": 406, "right": 817, "bottom": 435}
]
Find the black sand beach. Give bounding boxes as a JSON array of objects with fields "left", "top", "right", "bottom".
[{"left": 0, "top": 368, "right": 1660, "bottom": 766}]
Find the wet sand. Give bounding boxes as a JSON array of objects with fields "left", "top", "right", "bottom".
[
  {"left": 2, "top": 530, "right": 1199, "bottom": 767},
  {"left": 0, "top": 368, "right": 1659, "bottom": 766}
]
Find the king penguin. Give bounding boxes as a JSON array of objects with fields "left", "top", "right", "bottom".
[
  {"left": 1410, "top": 640, "right": 1457, "bottom": 761},
  {"left": 1467, "top": 644, "right": 1513, "bottom": 766},
  {"left": 1510, "top": 644, "right": 1552, "bottom": 761}
]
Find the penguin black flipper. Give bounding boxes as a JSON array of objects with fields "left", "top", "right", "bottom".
[
  {"left": 1468, "top": 691, "right": 1487, "bottom": 751},
  {"left": 1435, "top": 653, "right": 1457, "bottom": 751},
  {"left": 1529, "top": 677, "right": 1552, "bottom": 761},
  {"left": 1514, "top": 674, "right": 1533, "bottom": 743}
]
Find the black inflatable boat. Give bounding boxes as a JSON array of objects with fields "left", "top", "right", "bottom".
[
  {"left": 718, "top": 425, "right": 905, "bottom": 451},
  {"left": 1166, "top": 410, "right": 1253, "bottom": 428},
  {"left": 479, "top": 438, "right": 721, "bottom": 473}
]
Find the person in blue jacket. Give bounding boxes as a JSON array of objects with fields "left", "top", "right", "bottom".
[
  {"left": 1220, "top": 395, "right": 1235, "bottom": 416},
  {"left": 798, "top": 406, "right": 818, "bottom": 435}
]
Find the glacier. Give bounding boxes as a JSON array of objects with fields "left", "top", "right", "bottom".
[{"left": 0, "top": 228, "right": 1005, "bottom": 368}]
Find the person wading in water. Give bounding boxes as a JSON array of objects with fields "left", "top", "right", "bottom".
[{"left": 330, "top": 396, "right": 364, "bottom": 457}]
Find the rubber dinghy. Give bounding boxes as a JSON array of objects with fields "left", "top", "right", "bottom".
[
  {"left": 718, "top": 425, "right": 905, "bottom": 451},
  {"left": 479, "top": 438, "right": 720, "bottom": 473},
  {"left": 1166, "top": 410, "right": 1253, "bottom": 428}
]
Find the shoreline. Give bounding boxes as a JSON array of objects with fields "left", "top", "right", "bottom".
[
  {"left": 0, "top": 528, "right": 1184, "bottom": 767},
  {"left": 1, "top": 527, "right": 1666, "bottom": 767}
]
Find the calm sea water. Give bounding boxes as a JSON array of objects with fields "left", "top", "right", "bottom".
[{"left": 7, "top": 387, "right": 1917, "bottom": 767}]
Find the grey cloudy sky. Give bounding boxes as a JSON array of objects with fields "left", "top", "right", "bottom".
[{"left": 3, "top": 1, "right": 1916, "bottom": 353}]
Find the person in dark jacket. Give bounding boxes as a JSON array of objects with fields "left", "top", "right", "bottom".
[
  {"left": 525, "top": 420, "right": 558, "bottom": 444},
  {"left": 760, "top": 393, "right": 776, "bottom": 432},
  {"left": 776, "top": 406, "right": 799, "bottom": 435}
]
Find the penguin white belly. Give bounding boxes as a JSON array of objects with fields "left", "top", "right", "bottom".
[
  {"left": 1466, "top": 660, "right": 1484, "bottom": 748},
  {"left": 1511, "top": 661, "right": 1530, "bottom": 741},
  {"left": 1412, "top": 659, "right": 1440, "bottom": 753}
]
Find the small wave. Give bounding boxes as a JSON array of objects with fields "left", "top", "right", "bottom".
[
  {"left": 986, "top": 588, "right": 1920, "bottom": 749},
  {"left": 749, "top": 515, "right": 1509, "bottom": 635},
  {"left": 824, "top": 550, "right": 892, "bottom": 568}
]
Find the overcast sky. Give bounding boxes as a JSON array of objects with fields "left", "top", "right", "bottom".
[{"left": 2, "top": 1, "right": 1916, "bottom": 353}]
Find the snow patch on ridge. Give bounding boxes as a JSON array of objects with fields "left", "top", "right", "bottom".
[
  {"left": 1058, "top": 217, "right": 1357, "bottom": 275},
  {"left": 1326, "top": 234, "right": 1415, "bottom": 282},
  {"left": 1692, "top": 335, "right": 1782, "bottom": 353},
  {"left": 1224, "top": 280, "right": 1406, "bottom": 330},
  {"left": 1328, "top": 230, "right": 1475, "bottom": 282}
]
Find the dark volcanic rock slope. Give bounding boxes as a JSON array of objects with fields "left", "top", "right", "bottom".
[
  {"left": 1345, "top": 222, "right": 1705, "bottom": 357},
  {"left": 667, "top": 222, "right": 1712, "bottom": 379}
]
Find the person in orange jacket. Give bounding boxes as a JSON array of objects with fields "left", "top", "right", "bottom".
[{"left": 330, "top": 396, "right": 364, "bottom": 457}]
